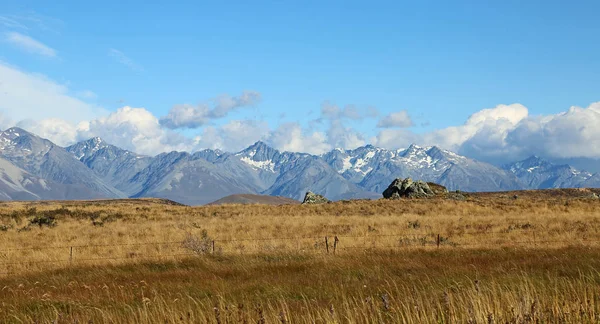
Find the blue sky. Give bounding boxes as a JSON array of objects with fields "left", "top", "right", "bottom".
[{"left": 1, "top": 1, "right": 600, "bottom": 165}]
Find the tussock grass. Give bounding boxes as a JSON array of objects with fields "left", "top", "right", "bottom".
[
  {"left": 1, "top": 249, "right": 600, "bottom": 323},
  {"left": 0, "top": 191, "right": 599, "bottom": 322}
]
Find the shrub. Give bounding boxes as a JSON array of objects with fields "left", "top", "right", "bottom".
[
  {"left": 29, "top": 214, "right": 57, "bottom": 228},
  {"left": 182, "top": 230, "right": 213, "bottom": 254}
]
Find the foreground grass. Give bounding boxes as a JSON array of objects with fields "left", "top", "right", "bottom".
[
  {"left": 1, "top": 192, "right": 600, "bottom": 275},
  {"left": 1, "top": 248, "right": 600, "bottom": 323}
]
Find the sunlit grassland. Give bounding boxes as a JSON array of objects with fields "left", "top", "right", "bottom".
[
  {"left": 2, "top": 249, "right": 600, "bottom": 323},
  {"left": 1, "top": 190, "right": 600, "bottom": 322}
]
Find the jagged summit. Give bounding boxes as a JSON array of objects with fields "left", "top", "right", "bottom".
[
  {"left": 504, "top": 155, "right": 596, "bottom": 189},
  {"left": 2, "top": 129, "right": 599, "bottom": 205},
  {"left": 66, "top": 136, "right": 143, "bottom": 162}
]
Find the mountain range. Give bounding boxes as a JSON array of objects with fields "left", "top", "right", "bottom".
[{"left": 0, "top": 127, "right": 599, "bottom": 205}]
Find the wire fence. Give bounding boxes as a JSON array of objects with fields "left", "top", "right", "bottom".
[{"left": 2, "top": 230, "right": 600, "bottom": 276}]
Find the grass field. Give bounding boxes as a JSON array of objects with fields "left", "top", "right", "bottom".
[{"left": 1, "top": 189, "right": 600, "bottom": 322}]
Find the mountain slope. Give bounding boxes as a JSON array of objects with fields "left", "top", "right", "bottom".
[
  {"left": 504, "top": 156, "right": 600, "bottom": 189},
  {"left": 128, "top": 152, "right": 261, "bottom": 205},
  {"left": 4, "top": 127, "right": 598, "bottom": 204},
  {"left": 0, "top": 128, "right": 125, "bottom": 199},
  {"left": 66, "top": 137, "right": 152, "bottom": 195},
  {"left": 0, "top": 157, "right": 48, "bottom": 200},
  {"left": 237, "top": 142, "right": 374, "bottom": 200},
  {"left": 207, "top": 194, "right": 300, "bottom": 205},
  {"left": 326, "top": 144, "right": 522, "bottom": 192}
]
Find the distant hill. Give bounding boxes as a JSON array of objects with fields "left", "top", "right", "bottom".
[{"left": 207, "top": 194, "right": 300, "bottom": 206}]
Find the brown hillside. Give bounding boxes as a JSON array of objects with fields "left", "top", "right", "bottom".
[{"left": 207, "top": 194, "right": 300, "bottom": 205}]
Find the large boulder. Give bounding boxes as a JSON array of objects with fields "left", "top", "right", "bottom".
[
  {"left": 382, "top": 178, "right": 437, "bottom": 199},
  {"left": 302, "top": 191, "right": 330, "bottom": 204},
  {"left": 427, "top": 182, "right": 449, "bottom": 195}
]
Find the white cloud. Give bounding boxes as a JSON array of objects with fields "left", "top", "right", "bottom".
[
  {"left": 0, "top": 112, "right": 12, "bottom": 131},
  {"left": 160, "top": 91, "right": 262, "bottom": 129},
  {"left": 17, "top": 107, "right": 197, "bottom": 156},
  {"left": 194, "top": 120, "right": 269, "bottom": 152},
  {"left": 108, "top": 48, "right": 144, "bottom": 72},
  {"left": 268, "top": 123, "right": 331, "bottom": 155},
  {"left": 420, "top": 104, "right": 529, "bottom": 153},
  {"left": 77, "top": 107, "right": 194, "bottom": 155},
  {"left": 371, "top": 102, "right": 600, "bottom": 164},
  {"left": 4, "top": 62, "right": 600, "bottom": 165},
  {"left": 501, "top": 102, "right": 600, "bottom": 160},
  {"left": 321, "top": 102, "right": 373, "bottom": 120},
  {"left": 317, "top": 101, "right": 377, "bottom": 150},
  {"left": 376, "top": 110, "right": 414, "bottom": 128},
  {"left": 327, "top": 119, "right": 365, "bottom": 149},
  {"left": 0, "top": 61, "right": 105, "bottom": 124},
  {"left": 159, "top": 104, "right": 210, "bottom": 129},
  {"left": 16, "top": 118, "right": 78, "bottom": 146},
  {"left": 212, "top": 91, "right": 261, "bottom": 118},
  {"left": 4, "top": 32, "right": 56, "bottom": 57},
  {"left": 372, "top": 128, "right": 422, "bottom": 150}
]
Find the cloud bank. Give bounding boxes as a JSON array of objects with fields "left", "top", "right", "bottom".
[
  {"left": 159, "top": 91, "right": 262, "bottom": 129},
  {"left": 0, "top": 62, "right": 104, "bottom": 123},
  {"left": 377, "top": 110, "right": 414, "bottom": 128},
  {"left": 3, "top": 61, "right": 600, "bottom": 163}
]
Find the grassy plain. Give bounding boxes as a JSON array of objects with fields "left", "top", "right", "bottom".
[{"left": 1, "top": 189, "right": 600, "bottom": 322}]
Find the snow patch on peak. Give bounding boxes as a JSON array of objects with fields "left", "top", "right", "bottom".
[
  {"left": 241, "top": 156, "right": 275, "bottom": 172},
  {"left": 339, "top": 156, "right": 352, "bottom": 173}
]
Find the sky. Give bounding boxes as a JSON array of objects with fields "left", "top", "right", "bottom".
[{"left": 1, "top": 1, "right": 600, "bottom": 167}]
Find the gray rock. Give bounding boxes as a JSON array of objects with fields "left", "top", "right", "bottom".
[
  {"left": 382, "top": 178, "right": 435, "bottom": 199},
  {"left": 302, "top": 191, "right": 330, "bottom": 204},
  {"left": 447, "top": 192, "right": 466, "bottom": 201}
]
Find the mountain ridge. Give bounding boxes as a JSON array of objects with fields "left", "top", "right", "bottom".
[{"left": 1, "top": 128, "right": 599, "bottom": 204}]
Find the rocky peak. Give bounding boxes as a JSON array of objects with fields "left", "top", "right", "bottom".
[
  {"left": 238, "top": 141, "right": 280, "bottom": 162},
  {"left": 192, "top": 148, "right": 226, "bottom": 163},
  {"left": 1, "top": 127, "right": 30, "bottom": 140},
  {"left": 0, "top": 127, "right": 53, "bottom": 155},
  {"left": 67, "top": 137, "right": 117, "bottom": 161},
  {"left": 506, "top": 155, "right": 558, "bottom": 174}
]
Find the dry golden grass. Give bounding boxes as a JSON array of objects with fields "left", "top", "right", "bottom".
[
  {"left": 1, "top": 249, "right": 600, "bottom": 323},
  {"left": 0, "top": 190, "right": 600, "bottom": 322}
]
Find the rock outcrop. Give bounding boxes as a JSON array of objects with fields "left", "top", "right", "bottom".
[
  {"left": 427, "top": 182, "right": 449, "bottom": 195},
  {"left": 382, "top": 178, "right": 437, "bottom": 199},
  {"left": 302, "top": 191, "right": 330, "bottom": 204}
]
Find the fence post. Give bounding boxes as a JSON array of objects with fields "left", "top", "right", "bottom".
[
  {"left": 212, "top": 240, "right": 215, "bottom": 254},
  {"left": 69, "top": 246, "right": 73, "bottom": 264},
  {"left": 436, "top": 234, "right": 440, "bottom": 248},
  {"left": 325, "top": 237, "right": 329, "bottom": 254},
  {"left": 333, "top": 236, "right": 339, "bottom": 254}
]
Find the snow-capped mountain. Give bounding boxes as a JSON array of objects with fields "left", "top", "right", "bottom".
[
  {"left": 324, "top": 144, "right": 523, "bottom": 193},
  {"left": 67, "top": 137, "right": 152, "bottom": 195},
  {"left": 0, "top": 128, "right": 125, "bottom": 200},
  {"left": 2, "top": 127, "right": 599, "bottom": 204},
  {"left": 504, "top": 155, "right": 600, "bottom": 189}
]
